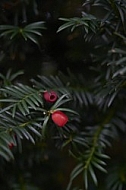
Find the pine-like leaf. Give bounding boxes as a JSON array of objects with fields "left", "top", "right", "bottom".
[{"left": 0, "top": 84, "right": 43, "bottom": 117}]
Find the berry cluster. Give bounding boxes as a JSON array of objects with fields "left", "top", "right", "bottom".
[{"left": 43, "top": 91, "right": 68, "bottom": 127}]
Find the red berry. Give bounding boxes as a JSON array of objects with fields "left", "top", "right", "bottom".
[
  {"left": 51, "top": 111, "right": 68, "bottom": 127},
  {"left": 8, "top": 142, "right": 14, "bottom": 149},
  {"left": 43, "top": 91, "right": 58, "bottom": 102}
]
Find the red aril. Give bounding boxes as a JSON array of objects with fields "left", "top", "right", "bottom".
[
  {"left": 8, "top": 142, "right": 15, "bottom": 149},
  {"left": 43, "top": 91, "right": 58, "bottom": 102},
  {"left": 51, "top": 110, "right": 68, "bottom": 127}
]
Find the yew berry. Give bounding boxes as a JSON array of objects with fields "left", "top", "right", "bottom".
[
  {"left": 43, "top": 91, "right": 58, "bottom": 102},
  {"left": 8, "top": 142, "right": 15, "bottom": 149},
  {"left": 51, "top": 110, "right": 68, "bottom": 127}
]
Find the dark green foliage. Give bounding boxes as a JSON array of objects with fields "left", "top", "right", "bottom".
[
  {"left": 0, "top": 0, "right": 126, "bottom": 190},
  {"left": 0, "top": 21, "right": 45, "bottom": 43},
  {"left": 0, "top": 68, "right": 126, "bottom": 189}
]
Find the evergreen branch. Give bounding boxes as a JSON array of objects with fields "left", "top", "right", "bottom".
[
  {"left": 67, "top": 107, "right": 116, "bottom": 190},
  {"left": 0, "top": 84, "right": 44, "bottom": 117},
  {"left": 67, "top": 126, "right": 108, "bottom": 190},
  {"left": 0, "top": 110, "right": 43, "bottom": 160},
  {"left": 32, "top": 71, "right": 94, "bottom": 107},
  {"left": 57, "top": 13, "right": 99, "bottom": 34},
  {"left": 106, "top": 164, "right": 126, "bottom": 190}
]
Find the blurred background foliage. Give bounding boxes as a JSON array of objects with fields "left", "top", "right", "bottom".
[
  {"left": 0, "top": 0, "right": 91, "bottom": 78},
  {"left": 0, "top": 0, "right": 126, "bottom": 190}
]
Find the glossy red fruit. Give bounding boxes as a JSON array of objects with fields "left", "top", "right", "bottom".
[
  {"left": 43, "top": 91, "right": 58, "bottom": 102},
  {"left": 51, "top": 111, "right": 68, "bottom": 127}
]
